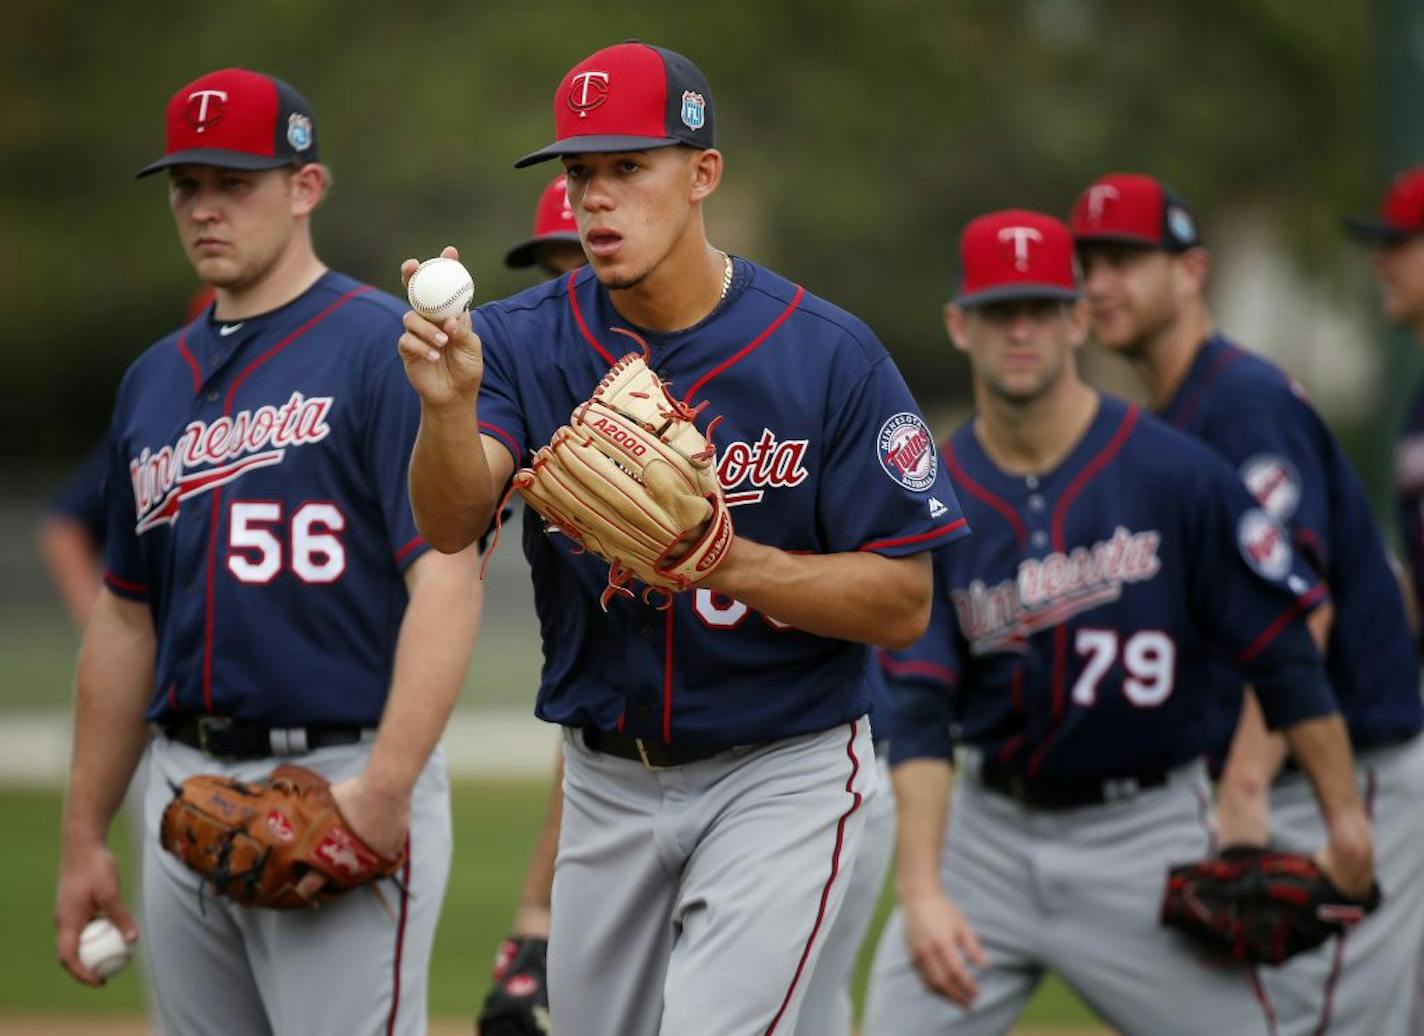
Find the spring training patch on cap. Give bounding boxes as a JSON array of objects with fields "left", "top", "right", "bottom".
[
  {"left": 287, "top": 113, "right": 313, "bottom": 152},
  {"left": 681, "top": 90, "right": 705, "bottom": 130},
  {"left": 877, "top": 413, "right": 937, "bottom": 492},
  {"left": 1168, "top": 205, "right": 1196, "bottom": 244}
]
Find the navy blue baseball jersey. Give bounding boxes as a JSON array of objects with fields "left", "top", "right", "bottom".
[
  {"left": 474, "top": 259, "right": 970, "bottom": 747},
  {"left": 1164, "top": 335, "right": 1422, "bottom": 752},
  {"left": 1398, "top": 382, "right": 1424, "bottom": 650},
  {"left": 102, "top": 271, "right": 429, "bottom": 726},
  {"left": 883, "top": 395, "right": 1337, "bottom": 779},
  {"left": 49, "top": 442, "right": 109, "bottom": 543}
]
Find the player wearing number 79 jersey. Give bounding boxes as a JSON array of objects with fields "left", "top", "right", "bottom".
[{"left": 863, "top": 210, "right": 1373, "bottom": 1036}]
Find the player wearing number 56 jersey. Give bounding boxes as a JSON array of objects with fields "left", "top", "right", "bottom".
[
  {"left": 862, "top": 211, "right": 1374, "bottom": 1036},
  {"left": 399, "top": 42, "right": 968, "bottom": 1036},
  {"left": 54, "top": 70, "right": 482, "bottom": 1036}
]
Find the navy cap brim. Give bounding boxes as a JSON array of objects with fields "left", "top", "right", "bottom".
[
  {"left": 955, "top": 283, "right": 1081, "bottom": 307},
  {"left": 514, "top": 134, "right": 682, "bottom": 169},
  {"left": 136, "top": 149, "right": 299, "bottom": 179},
  {"left": 504, "top": 232, "right": 584, "bottom": 269},
  {"left": 1343, "top": 216, "right": 1413, "bottom": 246}
]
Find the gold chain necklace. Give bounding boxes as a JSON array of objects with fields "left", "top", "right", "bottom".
[{"left": 719, "top": 251, "right": 733, "bottom": 300}]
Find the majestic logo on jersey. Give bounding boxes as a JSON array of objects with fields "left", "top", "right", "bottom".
[
  {"left": 1237, "top": 507, "right": 1292, "bottom": 582},
  {"left": 952, "top": 526, "right": 1162, "bottom": 653},
  {"left": 128, "top": 392, "right": 334, "bottom": 534},
  {"left": 1240, "top": 454, "right": 1301, "bottom": 522},
  {"left": 877, "top": 413, "right": 936, "bottom": 492},
  {"left": 716, "top": 428, "right": 809, "bottom": 506},
  {"left": 997, "top": 226, "right": 1043, "bottom": 272},
  {"left": 567, "top": 71, "right": 610, "bottom": 117}
]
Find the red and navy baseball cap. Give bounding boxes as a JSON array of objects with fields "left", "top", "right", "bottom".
[
  {"left": 504, "top": 174, "right": 582, "bottom": 268},
  {"left": 136, "top": 68, "right": 319, "bottom": 179},
  {"left": 1344, "top": 168, "right": 1424, "bottom": 245},
  {"left": 1069, "top": 173, "right": 1201, "bottom": 252},
  {"left": 955, "top": 210, "right": 1080, "bottom": 307},
  {"left": 514, "top": 42, "right": 714, "bottom": 168}
]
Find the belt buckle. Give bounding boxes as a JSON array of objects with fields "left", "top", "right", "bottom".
[
  {"left": 634, "top": 738, "right": 670, "bottom": 771},
  {"left": 196, "top": 716, "right": 233, "bottom": 756}
]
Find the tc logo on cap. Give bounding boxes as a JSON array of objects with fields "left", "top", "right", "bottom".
[
  {"left": 568, "top": 71, "right": 610, "bottom": 117},
  {"left": 185, "top": 89, "right": 228, "bottom": 133},
  {"left": 997, "top": 226, "right": 1043, "bottom": 272}
]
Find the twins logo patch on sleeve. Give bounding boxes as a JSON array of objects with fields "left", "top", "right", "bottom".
[
  {"left": 1237, "top": 507, "right": 1292, "bottom": 582},
  {"left": 878, "top": 412, "right": 936, "bottom": 492}
]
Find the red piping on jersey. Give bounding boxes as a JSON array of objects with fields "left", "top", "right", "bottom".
[
  {"left": 662, "top": 604, "right": 676, "bottom": 742},
  {"left": 385, "top": 837, "right": 412, "bottom": 1036},
  {"left": 1294, "top": 527, "right": 1329, "bottom": 572},
  {"left": 859, "top": 517, "right": 968, "bottom": 553},
  {"left": 997, "top": 666, "right": 1028, "bottom": 763},
  {"left": 200, "top": 285, "right": 371, "bottom": 712},
  {"left": 565, "top": 271, "right": 617, "bottom": 366},
  {"left": 764, "top": 720, "right": 863, "bottom": 1035},
  {"left": 479, "top": 421, "right": 522, "bottom": 465},
  {"left": 103, "top": 570, "right": 148, "bottom": 596},
  {"left": 1169, "top": 345, "right": 1245, "bottom": 430},
  {"left": 683, "top": 285, "right": 805, "bottom": 404},
  {"left": 1029, "top": 405, "right": 1140, "bottom": 778},
  {"left": 878, "top": 655, "right": 957, "bottom": 687},
  {"left": 176, "top": 334, "right": 202, "bottom": 393},
  {"left": 393, "top": 537, "right": 426, "bottom": 565},
  {"left": 944, "top": 443, "right": 1027, "bottom": 546},
  {"left": 1236, "top": 584, "right": 1327, "bottom": 665}
]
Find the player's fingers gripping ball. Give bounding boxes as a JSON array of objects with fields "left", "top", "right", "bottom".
[
  {"left": 1160, "top": 846, "right": 1382, "bottom": 965},
  {"left": 513, "top": 333, "right": 733, "bottom": 609},
  {"left": 159, "top": 764, "right": 405, "bottom": 909},
  {"left": 407, "top": 256, "right": 475, "bottom": 323}
]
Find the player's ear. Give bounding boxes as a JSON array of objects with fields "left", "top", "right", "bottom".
[
  {"left": 289, "top": 162, "right": 329, "bottom": 217},
  {"left": 1067, "top": 298, "right": 1091, "bottom": 348},
  {"left": 1176, "top": 246, "right": 1210, "bottom": 298},
  {"left": 688, "top": 148, "right": 722, "bottom": 203},
  {"left": 944, "top": 302, "right": 971, "bottom": 354}
]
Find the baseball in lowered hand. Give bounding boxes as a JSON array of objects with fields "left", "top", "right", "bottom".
[
  {"left": 78, "top": 918, "right": 132, "bottom": 980},
  {"left": 407, "top": 257, "right": 475, "bottom": 322}
]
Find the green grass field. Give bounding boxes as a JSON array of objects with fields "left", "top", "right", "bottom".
[{"left": 0, "top": 781, "right": 1099, "bottom": 1027}]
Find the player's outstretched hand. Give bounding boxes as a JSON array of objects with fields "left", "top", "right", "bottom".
[
  {"left": 293, "top": 774, "right": 411, "bottom": 902},
  {"left": 55, "top": 842, "right": 138, "bottom": 987},
  {"left": 902, "top": 888, "right": 987, "bottom": 1008},
  {"left": 398, "top": 245, "right": 485, "bottom": 412}
]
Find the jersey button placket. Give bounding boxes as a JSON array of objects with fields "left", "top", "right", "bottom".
[{"left": 1026, "top": 475, "right": 1050, "bottom": 551}]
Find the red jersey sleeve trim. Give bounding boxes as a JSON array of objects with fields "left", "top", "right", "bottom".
[
  {"left": 393, "top": 537, "right": 427, "bottom": 565},
  {"left": 1236, "top": 584, "right": 1329, "bottom": 665},
  {"left": 878, "top": 655, "right": 957, "bottom": 687},
  {"left": 858, "top": 517, "right": 968, "bottom": 553},
  {"left": 479, "top": 421, "right": 522, "bottom": 466},
  {"left": 104, "top": 570, "right": 149, "bottom": 598}
]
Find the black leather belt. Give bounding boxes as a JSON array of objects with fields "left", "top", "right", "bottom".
[
  {"left": 160, "top": 715, "right": 367, "bottom": 760},
  {"left": 979, "top": 762, "right": 1169, "bottom": 811},
  {"left": 581, "top": 727, "right": 732, "bottom": 769}
]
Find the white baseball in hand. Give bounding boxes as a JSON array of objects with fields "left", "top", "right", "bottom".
[
  {"left": 407, "top": 257, "right": 475, "bottom": 322},
  {"left": 79, "top": 918, "right": 132, "bottom": 980}
]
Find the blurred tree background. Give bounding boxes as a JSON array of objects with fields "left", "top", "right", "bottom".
[{"left": 0, "top": 0, "right": 1390, "bottom": 465}]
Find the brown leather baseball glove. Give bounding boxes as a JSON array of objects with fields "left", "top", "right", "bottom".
[{"left": 159, "top": 764, "right": 404, "bottom": 909}]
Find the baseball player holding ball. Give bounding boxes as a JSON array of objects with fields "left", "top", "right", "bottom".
[
  {"left": 861, "top": 210, "right": 1375, "bottom": 1036},
  {"left": 400, "top": 41, "right": 969, "bottom": 1036},
  {"left": 53, "top": 69, "right": 482, "bottom": 1035},
  {"left": 1074, "top": 172, "right": 1424, "bottom": 1036}
]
